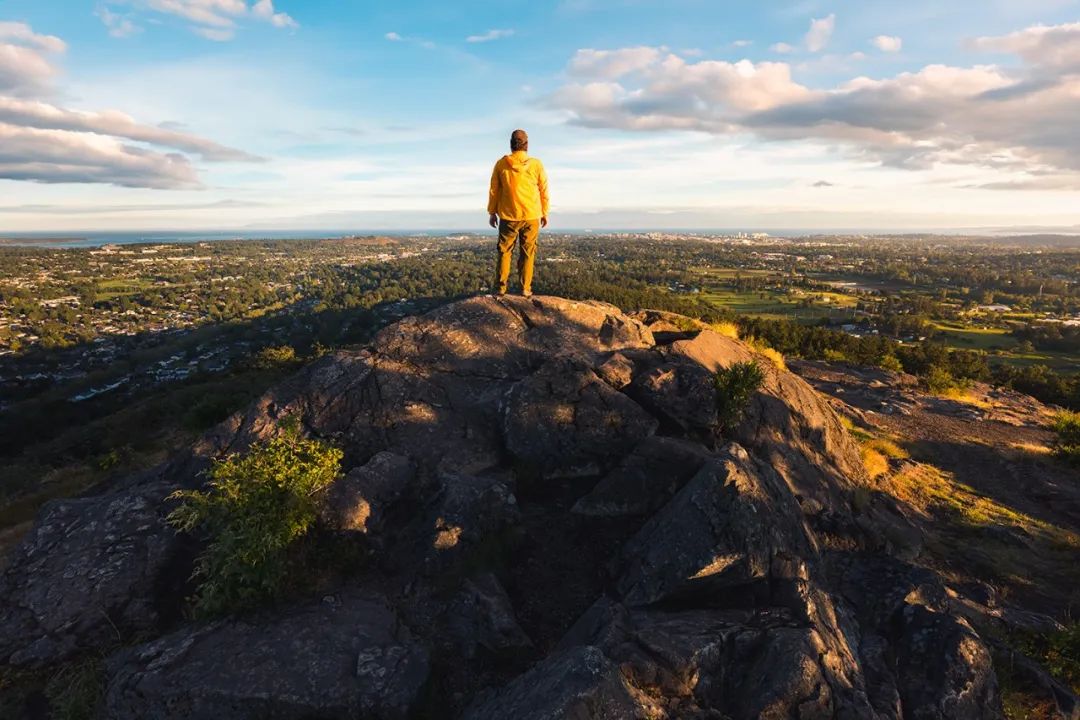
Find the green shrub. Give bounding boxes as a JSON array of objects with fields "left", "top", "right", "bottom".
[
  {"left": 250, "top": 344, "right": 298, "bottom": 370},
  {"left": 715, "top": 361, "right": 766, "bottom": 430},
  {"left": 44, "top": 658, "right": 105, "bottom": 720},
  {"left": 925, "top": 365, "right": 966, "bottom": 395},
  {"left": 1051, "top": 411, "right": 1080, "bottom": 467},
  {"left": 167, "top": 426, "right": 343, "bottom": 617},
  {"left": 1014, "top": 623, "right": 1080, "bottom": 694}
]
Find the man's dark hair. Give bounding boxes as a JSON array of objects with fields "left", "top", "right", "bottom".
[{"left": 510, "top": 129, "right": 528, "bottom": 152}]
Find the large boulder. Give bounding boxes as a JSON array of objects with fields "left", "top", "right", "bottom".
[
  {"left": 442, "top": 572, "right": 532, "bottom": 660},
  {"left": 318, "top": 451, "right": 417, "bottom": 535},
  {"left": 561, "top": 602, "right": 875, "bottom": 719},
  {"left": 616, "top": 444, "right": 813, "bottom": 608},
  {"left": 503, "top": 357, "right": 658, "bottom": 479},
  {"left": 571, "top": 436, "right": 712, "bottom": 517},
  {"left": 0, "top": 482, "right": 180, "bottom": 667},
  {"left": 628, "top": 359, "right": 719, "bottom": 433},
  {"left": 105, "top": 593, "right": 429, "bottom": 720},
  {"left": 462, "top": 646, "right": 647, "bottom": 720}
]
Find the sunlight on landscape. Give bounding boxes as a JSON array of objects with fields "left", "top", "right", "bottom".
[{"left": 1, "top": 0, "right": 1079, "bottom": 718}]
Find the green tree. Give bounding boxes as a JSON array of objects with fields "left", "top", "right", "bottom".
[
  {"left": 167, "top": 426, "right": 343, "bottom": 617},
  {"left": 715, "top": 361, "right": 766, "bottom": 430}
]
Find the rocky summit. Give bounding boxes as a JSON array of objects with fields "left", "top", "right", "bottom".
[{"left": 0, "top": 295, "right": 1039, "bottom": 718}]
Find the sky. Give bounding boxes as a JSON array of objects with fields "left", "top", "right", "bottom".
[{"left": 1, "top": 0, "right": 1079, "bottom": 233}]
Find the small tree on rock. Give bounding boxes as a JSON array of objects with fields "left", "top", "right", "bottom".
[
  {"left": 167, "top": 425, "right": 342, "bottom": 617},
  {"left": 715, "top": 361, "right": 766, "bottom": 431}
]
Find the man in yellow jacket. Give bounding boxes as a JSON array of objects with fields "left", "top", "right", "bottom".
[{"left": 488, "top": 129, "right": 549, "bottom": 297}]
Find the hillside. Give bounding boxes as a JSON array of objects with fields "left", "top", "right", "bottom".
[{"left": 0, "top": 295, "right": 1076, "bottom": 719}]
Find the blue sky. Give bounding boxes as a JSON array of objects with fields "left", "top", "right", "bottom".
[{"left": 1, "top": 0, "right": 1079, "bottom": 232}]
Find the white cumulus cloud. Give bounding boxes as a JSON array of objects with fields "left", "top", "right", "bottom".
[
  {"left": 872, "top": 35, "right": 903, "bottom": 52},
  {"left": 550, "top": 22, "right": 1080, "bottom": 189},
  {"left": 99, "top": 0, "right": 297, "bottom": 40},
  {"left": 0, "top": 22, "right": 261, "bottom": 189}
]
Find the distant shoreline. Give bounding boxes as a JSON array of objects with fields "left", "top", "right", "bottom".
[
  {"left": 0, "top": 237, "right": 86, "bottom": 245},
  {"left": 1, "top": 228, "right": 1079, "bottom": 249}
]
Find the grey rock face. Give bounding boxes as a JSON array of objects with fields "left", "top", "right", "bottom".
[
  {"left": 504, "top": 357, "right": 658, "bottom": 479},
  {"left": 616, "top": 445, "right": 813, "bottom": 607},
  {"left": 105, "top": 593, "right": 429, "bottom": 720},
  {"left": 411, "top": 472, "right": 520, "bottom": 573},
  {"left": 0, "top": 483, "right": 178, "bottom": 667},
  {"left": 443, "top": 572, "right": 532, "bottom": 660},
  {"left": 629, "top": 359, "right": 719, "bottom": 432},
  {"left": 462, "top": 646, "right": 646, "bottom": 720},
  {"left": 571, "top": 436, "right": 712, "bottom": 517},
  {"left": 319, "top": 451, "right": 417, "bottom": 534}
]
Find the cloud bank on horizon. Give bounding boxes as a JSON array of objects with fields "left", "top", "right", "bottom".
[{"left": 0, "top": 0, "right": 1078, "bottom": 231}]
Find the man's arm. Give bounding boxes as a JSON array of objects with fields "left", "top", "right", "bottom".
[
  {"left": 488, "top": 162, "right": 500, "bottom": 228},
  {"left": 537, "top": 161, "right": 549, "bottom": 227}
]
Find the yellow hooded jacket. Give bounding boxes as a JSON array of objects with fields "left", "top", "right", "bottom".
[{"left": 488, "top": 150, "right": 549, "bottom": 221}]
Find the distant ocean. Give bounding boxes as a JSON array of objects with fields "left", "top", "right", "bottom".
[
  {"left": 0, "top": 230, "right": 481, "bottom": 249},
  {"left": 3, "top": 227, "right": 1078, "bottom": 249}
]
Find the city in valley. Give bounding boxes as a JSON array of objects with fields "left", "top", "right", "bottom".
[{"left": 2, "top": 232, "right": 1078, "bottom": 527}]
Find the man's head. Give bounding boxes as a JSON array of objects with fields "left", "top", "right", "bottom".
[{"left": 510, "top": 129, "right": 528, "bottom": 152}]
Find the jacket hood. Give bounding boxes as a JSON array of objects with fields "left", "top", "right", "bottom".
[{"left": 505, "top": 151, "right": 532, "bottom": 172}]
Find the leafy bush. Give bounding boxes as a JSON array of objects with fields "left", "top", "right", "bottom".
[
  {"left": 1051, "top": 411, "right": 1080, "bottom": 467},
  {"left": 924, "top": 365, "right": 968, "bottom": 395},
  {"left": 250, "top": 344, "right": 298, "bottom": 370},
  {"left": 1014, "top": 623, "right": 1080, "bottom": 694},
  {"left": 167, "top": 427, "right": 343, "bottom": 617},
  {"left": 714, "top": 361, "right": 766, "bottom": 430}
]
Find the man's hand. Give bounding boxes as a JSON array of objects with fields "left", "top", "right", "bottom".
[
  {"left": 489, "top": 213, "right": 498, "bottom": 228},
  {"left": 540, "top": 216, "right": 548, "bottom": 228}
]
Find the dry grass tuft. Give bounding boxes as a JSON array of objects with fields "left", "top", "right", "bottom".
[
  {"left": 710, "top": 321, "right": 740, "bottom": 340},
  {"left": 861, "top": 447, "right": 890, "bottom": 479}
]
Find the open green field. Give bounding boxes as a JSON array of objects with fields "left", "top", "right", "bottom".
[
  {"left": 94, "top": 277, "right": 155, "bottom": 301},
  {"left": 933, "top": 322, "right": 1018, "bottom": 351},
  {"left": 998, "top": 349, "right": 1080, "bottom": 373},
  {"left": 690, "top": 267, "right": 778, "bottom": 280},
  {"left": 698, "top": 287, "right": 861, "bottom": 322}
]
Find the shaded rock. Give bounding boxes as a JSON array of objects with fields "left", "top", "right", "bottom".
[
  {"left": 0, "top": 483, "right": 178, "bottom": 667},
  {"left": 629, "top": 360, "right": 719, "bottom": 433},
  {"left": 462, "top": 645, "right": 647, "bottom": 720},
  {"left": 559, "top": 601, "right": 876, "bottom": 719},
  {"left": 830, "top": 553, "right": 1004, "bottom": 720},
  {"left": 504, "top": 357, "right": 658, "bottom": 479},
  {"left": 733, "top": 364, "right": 869, "bottom": 522},
  {"left": 170, "top": 351, "right": 375, "bottom": 482},
  {"left": 617, "top": 444, "right": 813, "bottom": 608},
  {"left": 595, "top": 352, "right": 635, "bottom": 390},
  {"left": 319, "top": 451, "right": 417, "bottom": 534},
  {"left": 891, "top": 603, "right": 1002, "bottom": 720},
  {"left": 444, "top": 573, "right": 532, "bottom": 660},
  {"left": 410, "top": 473, "right": 519, "bottom": 573},
  {"left": 572, "top": 436, "right": 713, "bottom": 517},
  {"left": 105, "top": 593, "right": 429, "bottom": 720}
]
